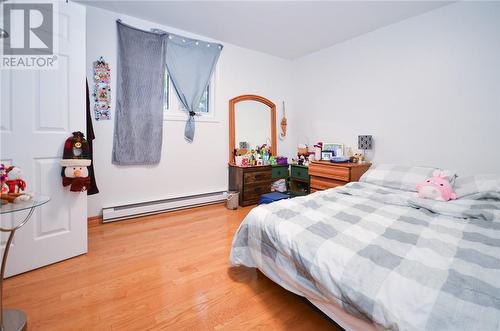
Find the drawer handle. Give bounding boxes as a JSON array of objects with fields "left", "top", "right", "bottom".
[{"left": 254, "top": 187, "right": 263, "bottom": 193}]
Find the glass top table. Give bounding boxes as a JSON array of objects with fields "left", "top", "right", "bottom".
[{"left": 1, "top": 196, "right": 50, "bottom": 215}]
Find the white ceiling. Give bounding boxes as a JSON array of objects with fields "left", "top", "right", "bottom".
[{"left": 79, "top": 1, "right": 451, "bottom": 59}]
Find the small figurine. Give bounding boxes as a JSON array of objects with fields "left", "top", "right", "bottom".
[
  {"left": 297, "top": 144, "right": 308, "bottom": 156},
  {"left": 5, "top": 166, "right": 26, "bottom": 194},
  {"left": 352, "top": 153, "right": 364, "bottom": 163},
  {"left": 1, "top": 166, "right": 32, "bottom": 204}
]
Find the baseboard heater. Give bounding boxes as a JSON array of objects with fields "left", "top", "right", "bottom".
[{"left": 102, "top": 191, "right": 227, "bottom": 223}]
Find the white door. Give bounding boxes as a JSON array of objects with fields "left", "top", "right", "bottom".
[{"left": 0, "top": 2, "right": 87, "bottom": 277}]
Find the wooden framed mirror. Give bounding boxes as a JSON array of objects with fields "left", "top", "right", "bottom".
[{"left": 229, "top": 95, "right": 276, "bottom": 164}]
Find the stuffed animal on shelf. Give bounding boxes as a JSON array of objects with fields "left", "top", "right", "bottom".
[
  {"left": 1, "top": 165, "right": 32, "bottom": 204},
  {"left": 416, "top": 170, "right": 457, "bottom": 201},
  {"left": 60, "top": 131, "right": 92, "bottom": 192}
]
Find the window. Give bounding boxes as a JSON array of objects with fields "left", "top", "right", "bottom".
[
  {"left": 198, "top": 86, "right": 209, "bottom": 113},
  {"left": 164, "top": 73, "right": 211, "bottom": 116},
  {"left": 163, "top": 67, "right": 217, "bottom": 122}
]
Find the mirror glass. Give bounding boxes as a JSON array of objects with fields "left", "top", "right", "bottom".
[{"left": 234, "top": 100, "right": 271, "bottom": 150}]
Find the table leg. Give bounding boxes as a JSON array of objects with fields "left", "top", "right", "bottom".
[
  {"left": 0, "top": 230, "right": 26, "bottom": 331},
  {"left": 0, "top": 204, "right": 37, "bottom": 331}
]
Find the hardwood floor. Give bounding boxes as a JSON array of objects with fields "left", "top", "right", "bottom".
[{"left": 4, "top": 204, "right": 340, "bottom": 330}]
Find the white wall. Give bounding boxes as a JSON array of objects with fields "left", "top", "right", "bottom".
[
  {"left": 294, "top": 2, "right": 500, "bottom": 175},
  {"left": 86, "top": 6, "right": 296, "bottom": 216},
  {"left": 87, "top": 2, "right": 499, "bottom": 216}
]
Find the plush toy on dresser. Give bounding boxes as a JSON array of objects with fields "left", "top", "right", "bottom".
[{"left": 60, "top": 131, "right": 92, "bottom": 192}]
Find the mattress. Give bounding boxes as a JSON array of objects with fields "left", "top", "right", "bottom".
[{"left": 229, "top": 182, "right": 500, "bottom": 330}]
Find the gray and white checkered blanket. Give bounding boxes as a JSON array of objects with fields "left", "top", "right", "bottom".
[{"left": 230, "top": 182, "right": 500, "bottom": 331}]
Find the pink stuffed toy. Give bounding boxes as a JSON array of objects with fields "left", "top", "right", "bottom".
[{"left": 416, "top": 170, "right": 457, "bottom": 201}]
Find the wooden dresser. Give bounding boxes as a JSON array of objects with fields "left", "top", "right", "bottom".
[
  {"left": 289, "top": 165, "right": 310, "bottom": 197},
  {"left": 309, "top": 161, "right": 371, "bottom": 192},
  {"left": 228, "top": 164, "right": 288, "bottom": 206}
]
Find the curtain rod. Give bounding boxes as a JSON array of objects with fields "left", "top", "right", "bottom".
[
  {"left": 116, "top": 19, "right": 166, "bottom": 35},
  {"left": 116, "top": 19, "right": 224, "bottom": 50}
]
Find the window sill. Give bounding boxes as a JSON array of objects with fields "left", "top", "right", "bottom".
[{"left": 163, "top": 113, "right": 220, "bottom": 123}]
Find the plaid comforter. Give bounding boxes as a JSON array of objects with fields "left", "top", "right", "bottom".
[{"left": 229, "top": 182, "right": 500, "bottom": 331}]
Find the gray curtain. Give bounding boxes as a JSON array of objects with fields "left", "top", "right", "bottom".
[
  {"left": 112, "top": 21, "right": 167, "bottom": 165},
  {"left": 166, "top": 36, "right": 223, "bottom": 142}
]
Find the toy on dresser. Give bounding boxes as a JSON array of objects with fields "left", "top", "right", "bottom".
[
  {"left": 350, "top": 153, "right": 365, "bottom": 164},
  {"left": 0, "top": 164, "right": 32, "bottom": 204}
]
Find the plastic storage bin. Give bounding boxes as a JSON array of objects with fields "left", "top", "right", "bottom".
[{"left": 258, "top": 192, "right": 289, "bottom": 205}]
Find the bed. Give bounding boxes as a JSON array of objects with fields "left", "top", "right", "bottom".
[{"left": 229, "top": 165, "right": 500, "bottom": 330}]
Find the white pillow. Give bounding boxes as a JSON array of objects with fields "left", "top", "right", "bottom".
[
  {"left": 454, "top": 175, "right": 500, "bottom": 199},
  {"left": 360, "top": 164, "right": 437, "bottom": 192}
]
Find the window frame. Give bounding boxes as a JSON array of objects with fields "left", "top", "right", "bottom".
[{"left": 163, "top": 66, "right": 218, "bottom": 123}]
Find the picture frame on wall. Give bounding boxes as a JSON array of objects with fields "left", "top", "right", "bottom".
[{"left": 321, "top": 151, "right": 334, "bottom": 161}]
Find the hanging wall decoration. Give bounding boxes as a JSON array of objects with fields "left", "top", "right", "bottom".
[
  {"left": 279, "top": 101, "right": 287, "bottom": 140},
  {"left": 60, "top": 132, "right": 92, "bottom": 192},
  {"left": 93, "top": 57, "right": 111, "bottom": 120}
]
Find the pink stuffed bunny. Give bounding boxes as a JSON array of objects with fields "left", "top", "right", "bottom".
[{"left": 416, "top": 170, "right": 457, "bottom": 201}]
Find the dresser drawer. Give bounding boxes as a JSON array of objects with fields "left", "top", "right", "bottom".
[
  {"left": 291, "top": 166, "right": 309, "bottom": 181},
  {"left": 244, "top": 171, "right": 272, "bottom": 184},
  {"left": 243, "top": 183, "right": 271, "bottom": 201},
  {"left": 310, "top": 177, "right": 345, "bottom": 191},
  {"left": 309, "top": 163, "right": 350, "bottom": 181},
  {"left": 271, "top": 166, "right": 288, "bottom": 179}
]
